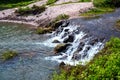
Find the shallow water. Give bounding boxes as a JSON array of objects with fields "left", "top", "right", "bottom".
[{"left": 0, "top": 23, "right": 57, "bottom": 80}]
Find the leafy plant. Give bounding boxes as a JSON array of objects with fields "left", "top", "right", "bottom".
[
  {"left": 52, "top": 37, "right": 120, "bottom": 80},
  {"left": 15, "top": 5, "right": 46, "bottom": 15}
]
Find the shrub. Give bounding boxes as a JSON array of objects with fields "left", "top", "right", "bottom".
[
  {"left": 93, "top": 0, "right": 120, "bottom": 7},
  {"left": 52, "top": 37, "right": 120, "bottom": 80},
  {"left": 1, "top": 50, "right": 18, "bottom": 61},
  {"left": 15, "top": 5, "right": 46, "bottom": 15}
]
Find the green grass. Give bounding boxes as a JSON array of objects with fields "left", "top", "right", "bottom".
[
  {"left": 79, "top": 0, "right": 91, "bottom": 2},
  {"left": 15, "top": 5, "right": 46, "bottom": 16},
  {"left": 52, "top": 37, "right": 120, "bottom": 80},
  {"left": 36, "top": 27, "right": 53, "bottom": 34},
  {"left": 53, "top": 14, "right": 69, "bottom": 23},
  {"left": 0, "top": 0, "right": 38, "bottom": 10},
  {"left": 81, "top": 7, "right": 114, "bottom": 17},
  {"left": 47, "top": 0, "right": 58, "bottom": 5},
  {"left": 0, "top": 50, "right": 18, "bottom": 61}
]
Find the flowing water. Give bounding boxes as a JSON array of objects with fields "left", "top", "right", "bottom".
[
  {"left": 0, "top": 9, "right": 120, "bottom": 80},
  {"left": 0, "top": 23, "right": 57, "bottom": 80},
  {"left": 45, "top": 9, "right": 120, "bottom": 65}
]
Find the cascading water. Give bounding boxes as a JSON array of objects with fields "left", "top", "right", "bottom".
[{"left": 45, "top": 24, "right": 104, "bottom": 65}]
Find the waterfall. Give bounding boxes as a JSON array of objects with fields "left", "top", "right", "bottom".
[{"left": 44, "top": 24, "right": 104, "bottom": 65}]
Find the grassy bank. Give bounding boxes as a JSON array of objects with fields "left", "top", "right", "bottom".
[
  {"left": 80, "top": 0, "right": 120, "bottom": 17},
  {"left": 52, "top": 37, "right": 120, "bottom": 80},
  {"left": 81, "top": 7, "right": 114, "bottom": 17},
  {"left": 0, "top": 0, "right": 38, "bottom": 10}
]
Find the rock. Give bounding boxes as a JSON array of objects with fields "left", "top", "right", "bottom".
[
  {"left": 63, "top": 34, "right": 74, "bottom": 43},
  {"left": 99, "top": 37, "right": 105, "bottom": 42},
  {"left": 77, "top": 42, "right": 85, "bottom": 51},
  {"left": 72, "top": 52, "right": 81, "bottom": 60},
  {"left": 89, "top": 38, "right": 99, "bottom": 46},
  {"left": 52, "top": 40, "right": 60, "bottom": 43},
  {"left": 61, "top": 32, "right": 68, "bottom": 38},
  {"left": 54, "top": 43, "right": 71, "bottom": 54},
  {"left": 59, "top": 62, "right": 66, "bottom": 69},
  {"left": 61, "top": 20, "right": 69, "bottom": 27},
  {"left": 64, "top": 29, "right": 69, "bottom": 32},
  {"left": 52, "top": 21, "right": 63, "bottom": 29}
]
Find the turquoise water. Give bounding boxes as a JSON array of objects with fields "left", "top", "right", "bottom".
[{"left": 0, "top": 23, "right": 57, "bottom": 80}]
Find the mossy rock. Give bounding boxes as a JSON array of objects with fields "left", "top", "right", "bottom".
[
  {"left": 115, "top": 20, "right": 120, "bottom": 30},
  {"left": 36, "top": 27, "right": 53, "bottom": 34},
  {"left": 0, "top": 51, "right": 18, "bottom": 61},
  {"left": 54, "top": 43, "right": 71, "bottom": 54}
]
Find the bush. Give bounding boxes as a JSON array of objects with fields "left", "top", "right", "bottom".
[
  {"left": 1, "top": 50, "right": 18, "bottom": 61},
  {"left": 15, "top": 5, "right": 46, "bottom": 15},
  {"left": 52, "top": 37, "right": 120, "bottom": 80},
  {"left": 93, "top": 0, "right": 120, "bottom": 7},
  {"left": 0, "top": 0, "right": 36, "bottom": 10},
  {"left": 47, "top": 0, "right": 58, "bottom": 5}
]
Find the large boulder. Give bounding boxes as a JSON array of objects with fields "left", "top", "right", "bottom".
[{"left": 54, "top": 43, "right": 71, "bottom": 54}]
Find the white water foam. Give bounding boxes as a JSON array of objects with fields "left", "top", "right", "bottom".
[{"left": 44, "top": 25, "right": 104, "bottom": 65}]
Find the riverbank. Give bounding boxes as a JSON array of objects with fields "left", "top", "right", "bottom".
[{"left": 0, "top": 0, "right": 93, "bottom": 28}]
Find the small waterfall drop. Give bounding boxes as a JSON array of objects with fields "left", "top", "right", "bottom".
[{"left": 44, "top": 24, "right": 104, "bottom": 65}]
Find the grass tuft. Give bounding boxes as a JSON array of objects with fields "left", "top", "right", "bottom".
[{"left": 0, "top": 50, "right": 18, "bottom": 61}]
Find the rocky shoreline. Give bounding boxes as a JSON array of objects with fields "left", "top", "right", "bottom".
[{"left": 0, "top": 1, "right": 93, "bottom": 28}]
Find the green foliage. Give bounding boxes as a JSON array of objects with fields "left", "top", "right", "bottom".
[
  {"left": 0, "top": 0, "right": 37, "bottom": 10},
  {"left": 52, "top": 37, "right": 120, "bottom": 80},
  {"left": 79, "top": 0, "right": 91, "bottom": 2},
  {"left": 0, "top": 50, "right": 18, "bottom": 61},
  {"left": 15, "top": 5, "right": 46, "bottom": 15},
  {"left": 53, "top": 14, "right": 69, "bottom": 23},
  {"left": 47, "top": 0, "right": 58, "bottom": 5},
  {"left": 81, "top": 7, "right": 114, "bottom": 17},
  {"left": 36, "top": 27, "right": 52, "bottom": 34},
  {"left": 93, "top": 0, "right": 120, "bottom": 7}
]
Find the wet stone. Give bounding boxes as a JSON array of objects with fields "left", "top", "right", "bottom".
[
  {"left": 77, "top": 42, "right": 85, "bottom": 51},
  {"left": 64, "top": 29, "right": 69, "bottom": 32},
  {"left": 52, "top": 40, "right": 60, "bottom": 43},
  {"left": 61, "top": 21, "right": 69, "bottom": 27},
  {"left": 63, "top": 34, "right": 74, "bottom": 43}
]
